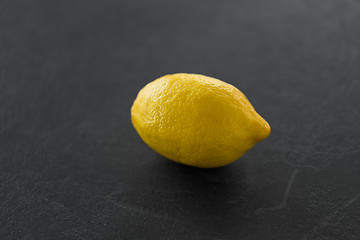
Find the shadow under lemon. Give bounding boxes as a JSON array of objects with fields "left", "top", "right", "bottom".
[{"left": 121, "top": 153, "right": 262, "bottom": 237}]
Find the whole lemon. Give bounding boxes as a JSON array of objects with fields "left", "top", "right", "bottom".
[{"left": 131, "top": 73, "right": 270, "bottom": 168}]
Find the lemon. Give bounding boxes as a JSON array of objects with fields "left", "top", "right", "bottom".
[{"left": 131, "top": 73, "right": 270, "bottom": 168}]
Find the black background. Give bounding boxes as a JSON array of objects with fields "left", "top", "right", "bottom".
[{"left": 1, "top": 0, "right": 360, "bottom": 239}]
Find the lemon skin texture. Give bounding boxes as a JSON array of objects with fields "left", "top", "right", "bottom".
[{"left": 131, "top": 73, "right": 270, "bottom": 168}]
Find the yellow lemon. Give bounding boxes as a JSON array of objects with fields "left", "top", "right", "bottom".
[{"left": 131, "top": 73, "right": 270, "bottom": 168}]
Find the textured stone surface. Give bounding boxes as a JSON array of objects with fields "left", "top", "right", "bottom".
[{"left": 0, "top": 0, "right": 359, "bottom": 239}]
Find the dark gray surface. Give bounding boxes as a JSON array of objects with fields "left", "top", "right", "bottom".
[{"left": 1, "top": 0, "right": 360, "bottom": 239}]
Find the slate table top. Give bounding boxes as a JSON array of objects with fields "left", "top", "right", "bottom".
[{"left": 1, "top": 0, "right": 360, "bottom": 239}]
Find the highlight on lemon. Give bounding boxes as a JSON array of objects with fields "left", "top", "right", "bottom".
[{"left": 131, "top": 73, "right": 270, "bottom": 168}]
